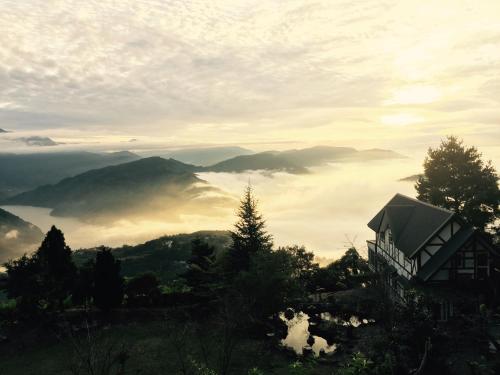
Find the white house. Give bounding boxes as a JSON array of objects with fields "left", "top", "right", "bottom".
[{"left": 367, "top": 193, "right": 499, "bottom": 320}]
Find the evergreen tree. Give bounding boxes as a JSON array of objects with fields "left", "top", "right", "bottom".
[
  {"left": 72, "top": 259, "right": 95, "bottom": 308},
  {"left": 416, "top": 136, "right": 499, "bottom": 232},
  {"left": 4, "top": 254, "right": 43, "bottom": 314},
  {"left": 93, "top": 247, "right": 124, "bottom": 311},
  {"left": 227, "top": 185, "right": 273, "bottom": 272},
  {"left": 185, "top": 238, "right": 217, "bottom": 292},
  {"left": 36, "top": 226, "right": 76, "bottom": 309}
]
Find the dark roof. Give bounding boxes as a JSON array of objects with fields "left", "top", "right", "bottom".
[
  {"left": 417, "top": 226, "right": 475, "bottom": 281},
  {"left": 367, "top": 194, "right": 455, "bottom": 258}
]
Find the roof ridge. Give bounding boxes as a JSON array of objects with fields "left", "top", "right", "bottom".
[{"left": 394, "top": 193, "right": 454, "bottom": 215}]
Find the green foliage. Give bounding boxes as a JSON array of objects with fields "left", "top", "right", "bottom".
[
  {"left": 276, "top": 245, "right": 319, "bottom": 291},
  {"left": 72, "top": 259, "right": 95, "bottom": 308},
  {"left": 225, "top": 186, "right": 273, "bottom": 273},
  {"left": 74, "top": 231, "right": 231, "bottom": 283},
  {"left": 416, "top": 136, "right": 499, "bottom": 231},
  {"left": 3, "top": 226, "right": 76, "bottom": 312},
  {"left": 4, "top": 254, "right": 42, "bottom": 313},
  {"left": 247, "top": 368, "right": 265, "bottom": 375},
  {"left": 313, "top": 248, "right": 371, "bottom": 291},
  {"left": 125, "top": 272, "right": 161, "bottom": 307},
  {"left": 231, "top": 250, "right": 303, "bottom": 321},
  {"left": 185, "top": 238, "right": 218, "bottom": 294},
  {"left": 37, "top": 226, "right": 77, "bottom": 309},
  {"left": 93, "top": 247, "right": 124, "bottom": 311},
  {"left": 335, "top": 353, "right": 374, "bottom": 375}
]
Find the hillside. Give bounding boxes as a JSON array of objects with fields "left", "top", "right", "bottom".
[
  {"left": 206, "top": 152, "right": 309, "bottom": 174},
  {"left": 152, "top": 146, "right": 254, "bottom": 166},
  {"left": 73, "top": 230, "right": 231, "bottom": 282},
  {"left": 206, "top": 146, "right": 405, "bottom": 173},
  {"left": 0, "top": 128, "right": 7, "bottom": 133},
  {"left": 4, "top": 157, "right": 232, "bottom": 220},
  {"left": 0, "top": 151, "right": 140, "bottom": 198},
  {"left": 0, "top": 208, "right": 44, "bottom": 263}
]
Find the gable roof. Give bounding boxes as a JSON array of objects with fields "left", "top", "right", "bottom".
[
  {"left": 367, "top": 194, "right": 455, "bottom": 258},
  {"left": 417, "top": 226, "right": 475, "bottom": 281}
]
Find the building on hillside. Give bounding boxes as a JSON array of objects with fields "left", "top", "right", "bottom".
[{"left": 367, "top": 193, "right": 500, "bottom": 320}]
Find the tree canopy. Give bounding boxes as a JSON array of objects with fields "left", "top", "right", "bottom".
[
  {"left": 416, "top": 136, "right": 499, "bottom": 232},
  {"left": 226, "top": 185, "right": 273, "bottom": 272},
  {"left": 93, "top": 247, "right": 124, "bottom": 311}
]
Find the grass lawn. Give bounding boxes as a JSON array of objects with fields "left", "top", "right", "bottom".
[{"left": 0, "top": 319, "right": 335, "bottom": 375}]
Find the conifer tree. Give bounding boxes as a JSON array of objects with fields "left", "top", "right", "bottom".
[
  {"left": 93, "top": 247, "right": 124, "bottom": 311},
  {"left": 227, "top": 185, "right": 273, "bottom": 272},
  {"left": 36, "top": 225, "right": 76, "bottom": 309}
]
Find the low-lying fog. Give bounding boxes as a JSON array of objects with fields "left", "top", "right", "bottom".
[{"left": 2, "top": 158, "right": 420, "bottom": 261}]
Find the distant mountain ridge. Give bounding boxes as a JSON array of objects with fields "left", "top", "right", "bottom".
[
  {"left": 204, "top": 146, "right": 406, "bottom": 173},
  {"left": 15, "top": 136, "right": 61, "bottom": 147},
  {"left": 150, "top": 146, "right": 254, "bottom": 166},
  {"left": 0, "top": 208, "right": 44, "bottom": 263},
  {"left": 0, "top": 128, "right": 8, "bottom": 133},
  {"left": 0, "top": 151, "right": 140, "bottom": 199},
  {"left": 5, "top": 157, "right": 232, "bottom": 220}
]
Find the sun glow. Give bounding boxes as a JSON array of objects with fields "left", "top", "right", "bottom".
[
  {"left": 385, "top": 86, "right": 441, "bottom": 105},
  {"left": 380, "top": 113, "right": 423, "bottom": 127}
]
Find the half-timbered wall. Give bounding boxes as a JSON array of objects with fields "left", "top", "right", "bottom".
[
  {"left": 419, "top": 220, "right": 462, "bottom": 270},
  {"left": 429, "top": 235, "right": 492, "bottom": 282},
  {"left": 376, "top": 228, "right": 416, "bottom": 280}
]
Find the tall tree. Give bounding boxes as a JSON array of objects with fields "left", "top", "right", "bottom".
[
  {"left": 72, "top": 259, "right": 95, "bottom": 308},
  {"left": 226, "top": 185, "right": 273, "bottom": 272},
  {"left": 184, "top": 238, "right": 217, "bottom": 292},
  {"left": 416, "top": 136, "right": 499, "bottom": 231},
  {"left": 4, "top": 254, "right": 43, "bottom": 314},
  {"left": 36, "top": 226, "right": 76, "bottom": 309},
  {"left": 93, "top": 247, "right": 124, "bottom": 311}
]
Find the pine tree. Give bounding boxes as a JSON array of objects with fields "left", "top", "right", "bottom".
[
  {"left": 36, "top": 225, "right": 76, "bottom": 309},
  {"left": 93, "top": 247, "right": 124, "bottom": 311},
  {"left": 416, "top": 136, "right": 499, "bottom": 231},
  {"left": 227, "top": 185, "right": 273, "bottom": 272}
]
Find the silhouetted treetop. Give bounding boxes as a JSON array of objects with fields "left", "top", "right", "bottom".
[{"left": 416, "top": 136, "right": 499, "bottom": 232}]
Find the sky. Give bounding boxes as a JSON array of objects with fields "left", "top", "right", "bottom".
[{"left": 1, "top": 0, "right": 500, "bottom": 159}]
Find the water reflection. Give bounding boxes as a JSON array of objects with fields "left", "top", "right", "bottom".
[{"left": 280, "top": 311, "right": 336, "bottom": 356}]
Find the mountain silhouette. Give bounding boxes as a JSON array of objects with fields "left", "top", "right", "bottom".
[{"left": 0, "top": 208, "right": 44, "bottom": 263}]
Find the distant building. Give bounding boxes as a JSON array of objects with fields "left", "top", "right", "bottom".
[{"left": 367, "top": 193, "right": 499, "bottom": 320}]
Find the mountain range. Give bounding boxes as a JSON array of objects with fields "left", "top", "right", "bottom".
[
  {"left": 15, "top": 136, "right": 61, "bottom": 147},
  {"left": 0, "top": 151, "right": 140, "bottom": 199},
  {"left": 145, "top": 146, "right": 254, "bottom": 166},
  {"left": 0, "top": 208, "right": 44, "bottom": 263},
  {"left": 4, "top": 157, "right": 232, "bottom": 220},
  {"left": 1, "top": 145, "right": 405, "bottom": 220},
  {"left": 204, "top": 146, "right": 405, "bottom": 173}
]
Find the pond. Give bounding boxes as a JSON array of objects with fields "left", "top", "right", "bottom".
[{"left": 279, "top": 310, "right": 374, "bottom": 357}]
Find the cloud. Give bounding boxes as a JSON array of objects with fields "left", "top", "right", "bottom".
[
  {"left": 5, "top": 229, "right": 18, "bottom": 240},
  {"left": 0, "top": 0, "right": 498, "bottom": 154},
  {"left": 15, "top": 136, "right": 62, "bottom": 147}
]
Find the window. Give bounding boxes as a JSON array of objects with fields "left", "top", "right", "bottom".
[
  {"left": 477, "top": 253, "right": 488, "bottom": 267},
  {"left": 454, "top": 252, "right": 464, "bottom": 268},
  {"left": 476, "top": 252, "right": 489, "bottom": 280},
  {"left": 379, "top": 231, "right": 385, "bottom": 243}
]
